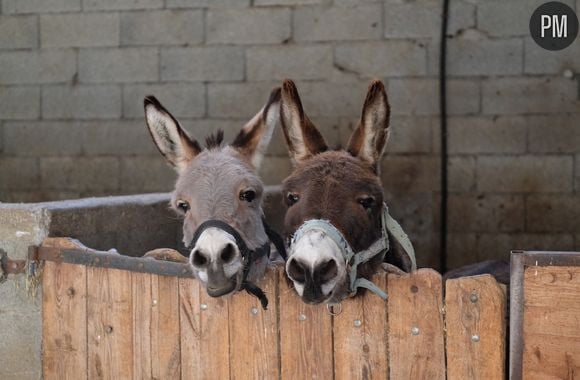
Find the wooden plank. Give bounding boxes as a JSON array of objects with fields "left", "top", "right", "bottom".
[
  {"left": 132, "top": 272, "right": 152, "bottom": 379},
  {"left": 178, "top": 276, "right": 230, "bottom": 379},
  {"left": 229, "top": 268, "right": 279, "bottom": 380},
  {"left": 87, "top": 267, "right": 133, "bottom": 380},
  {"left": 43, "top": 261, "right": 88, "bottom": 380},
  {"left": 333, "top": 272, "right": 388, "bottom": 380},
  {"left": 522, "top": 266, "right": 580, "bottom": 380},
  {"left": 279, "top": 268, "right": 333, "bottom": 380},
  {"left": 387, "top": 269, "right": 445, "bottom": 379},
  {"left": 151, "top": 275, "right": 181, "bottom": 379},
  {"left": 445, "top": 275, "right": 507, "bottom": 380}
]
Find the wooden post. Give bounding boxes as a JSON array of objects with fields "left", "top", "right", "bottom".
[
  {"left": 446, "top": 275, "right": 507, "bottom": 380},
  {"left": 132, "top": 272, "right": 152, "bottom": 379}
]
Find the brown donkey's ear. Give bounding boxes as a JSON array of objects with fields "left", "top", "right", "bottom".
[
  {"left": 232, "top": 87, "right": 281, "bottom": 169},
  {"left": 144, "top": 96, "right": 202, "bottom": 172},
  {"left": 346, "top": 80, "right": 391, "bottom": 172},
  {"left": 279, "top": 79, "right": 328, "bottom": 166}
]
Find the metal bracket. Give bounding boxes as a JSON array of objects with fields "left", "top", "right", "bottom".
[{"left": 0, "top": 249, "right": 28, "bottom": 283}]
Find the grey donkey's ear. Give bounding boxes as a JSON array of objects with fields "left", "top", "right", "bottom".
[
  {"left": 346, "top": 80, "right": 391, "bottom": 173},
  {"left": 144, "top": 96, "right": 202, "bottom": 172},
  {"left": 231, "top": 87, "right": 281, "bottom": 169},
  {"left": 279, "top": 79, "right": 328, "bottom": 166}
]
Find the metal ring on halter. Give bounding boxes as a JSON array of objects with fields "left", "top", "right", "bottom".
[{"left": 327, "top": 303, "right": 342, "bottom": 316}]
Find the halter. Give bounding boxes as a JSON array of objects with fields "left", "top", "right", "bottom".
[
  {"left": 290, "top": 204, "right": 416, "bottom": 301},
  {"left": 185, "top": 218, "right": 286, "bottom": 310}
]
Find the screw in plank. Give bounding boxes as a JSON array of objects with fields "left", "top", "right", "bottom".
[
  {"left": 152, "top": 299, "right": 158, "bottom": 306},
  {"left": 411, "top": 326, "right": 420, "bottom": 336},
  {"left": 200, "top": 303, "right": 208, "bottom": 311},
  {"left": 470, "top": 292, "right": 478, "bottom": 303},
  {"left": 250, "top": 307, "right": 259, "bottom": 316},
  {"left": 105, "top": 325, "right": 113, "bottom": 334},
  {"left": 298, "top": 314, "right": 307, "bottom": 321},
  {"left": 471, "top": 334, "right": 480, "bottom": 342},
  {"left": 353, "top": 319, "right": 362, "bottom": 328}
]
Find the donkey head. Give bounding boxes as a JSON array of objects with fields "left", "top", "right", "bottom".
[
  {"left": 280, "top": 79, "right": 404, "bottom": 304},
  {"left": 145, "top": 88, "right": 280, "bottom": 298}
]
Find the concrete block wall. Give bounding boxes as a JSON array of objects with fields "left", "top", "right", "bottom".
[{"left": 0, "top": 0, "right": 579, "bottom": 271}]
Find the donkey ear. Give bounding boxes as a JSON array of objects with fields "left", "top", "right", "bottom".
[
  {"left": 279, "top": 79, "right": 328, "bottom": 166},
  {"left": 144, "top": 96, "right": 202, "bottom": 172},
  {"left": 346, "top": 80, "right": 391, "bottom": 172},
  {"left": 232, "top": 87, "right": 281, "bottom": 169}
]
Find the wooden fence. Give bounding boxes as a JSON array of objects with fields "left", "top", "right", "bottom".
[{"left": 41, "top": 238, "right": 507, "bottom": 379}]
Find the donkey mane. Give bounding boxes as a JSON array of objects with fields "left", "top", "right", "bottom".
[{"left": 204, "top": 130, "right": 225, "bottom": 149}]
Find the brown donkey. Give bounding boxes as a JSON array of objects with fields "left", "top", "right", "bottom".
[
  {"left": 279, "top": 79, "right": 416, "bottom": 305},
  {"left": 144, "top": 88, "right": 282, "bottom": 307}
]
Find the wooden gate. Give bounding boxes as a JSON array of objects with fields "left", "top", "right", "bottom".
[{"left": 40, "top": 238, "right": 507, "bottom": 379}]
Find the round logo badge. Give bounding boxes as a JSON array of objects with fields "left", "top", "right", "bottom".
[{"left": 530, "top": 1, "right": 578, "bottom": 51}]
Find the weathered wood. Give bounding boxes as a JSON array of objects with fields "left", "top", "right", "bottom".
[
  {"left": 42, "top": 238, "right": 88, "bottom": 380},
  {"left": 151, "top": 275, "right": 181, "bottom": 379},
  {"left": 446, "top": 275, "right": 507, "bottom": 380},
  {"left": 178, "top": 276, "right": 230, "bottom": 379},
  {"left": 87, "top": 267, "right": 133, "bottom": 380},
  {"left": 132, "top": 272, "right": 152, "bottom": 379},
  {"left": 333, "top": 272, "right": 388, "bottom": 380},
  {"left": 522, "top": 266, "right": 580, "bottom": 380},
  {"left": 279, "top": 269, "right": 333, "bottom": 380},
  {"left": 387, "top": 269, "right": 445, "bottom": 380},
  {"left": 229, "top": 268, "right": 280, "bottom": 379}
]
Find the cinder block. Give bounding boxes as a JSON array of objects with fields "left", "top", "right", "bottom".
[
  {"left": 42, "top": 85, "right": 122, "bottom": 120},
  {"left": 448, "top": 194, "right": 524, "bottom": 233},
  {"left": 0, "top": 87, "right": 40, "bottom": 120},
  {"left": 40, "top": 157, "right": 120, "bottom": 191},
  {"left": 477, "top": 233, "right": 574, "bottom": 261},
  {"left": 0, "top": 158, "right": 39, "bottom": 189},
  {"left": 83, "top": 0, "right": 162, "bottom": 10},
  {"left": 207, "top": 8, "right": 291, "bottom": 44},
  {"left": 0, "top": 50, "right": 76, "bottom": 85},
  {"left": 247, "top": 45, "right": 332, "bottom": 81},
  {"left": 166, "top": 0, "right": 250, "bottom": 8},
  {"left": 388, "top": 78, "right": 479, "bottom": 115},
  {"left": 185, "top": 119, "right": 247, "bottom": 144},
  {"left": 577, "top": 155, "right": 580, "bottom": 192},
  {"left": 123, "top": 83, "right": 205, "bottom": 118},
  {"left": 384, "top": 2, "right": 474, "bottom": 38},
  {"left": 527, "top": 195, "right": 580, "bottom": 233},
  {"left": 447, "top": 116, "right": 527, "bottom": 154},
  {"left": 161, "top": 47, "right": 244, "bottom": 82},
  {"left": 528, "top": 114, "right": 580, "bottom": 153},
  {"left": 2, "top": 0, "right": 80, "bottom": 13},
  {"left": 447, "top": 233, "right": 479, "bottom": 269},
  {"left": 0, "top": 16, "right": 37, "bottom": 49},
  {"left": 294, "top": 4, "right": 382, "bottom": 41},
  {"left": 258, "top": 155, "right": 292, "bottom": 185},
  {"left": 335, "top": 41, "right": 427, "bottom": 77},
  {"left": 525, "top": 37, "right": 580, "bottom": 74},
  {"left": 388, "top": 116, "right": 432, "bottom": 154},
  {"left": 119, "top": 157, "right": 175, "bottom": 192},
  {"left": 208, "top": 82, "right": 278, "bottom": 118},
  {"left": 41, "top": 13, "right": 119, "bottom": 47},
  {"left": 477, "top": 155, "right": 573, "bottom": 192},
  {"left": 381, "top": 155, "right": 439, "bottom": 194},
  {"left": 0, "top": 312, "right": 41, "bottom": 379},
  {"left": 79, "top": 48, "right": 158, "bottom": 83},
  {"left": 0, "top": 190, "right": 80, "bottom": 203},
  {"left": 448, "top": 156, "right": 475, "bottom": 192},
  {"left": 3, "top": 122, "right": 82, "bottom": 156},
  {"left": 121, "top": 10, "right": 203, "bottom": 46},
  {"left": 80, "top": 121, "right": 158, "bottom": 156},
  {"left": 482, "top": 77, "right": 578, "bottom": 114},
  {"left": 429, "top": 37, "right": 522, "bottom": 76},
  {"left": 293, "top": 81, "right": 369, "bottom": 117}
]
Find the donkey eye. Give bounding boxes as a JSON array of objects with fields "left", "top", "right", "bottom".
[
  {"left": 286, "top": 192, "right": 300, "bottom": 206},
  {"left": 358, "top": 196, "right": 375, "bottom": 210},
  {"left": 176, "top": 200, "right": 190, "bottom": 213},
  {"left": 239, "top": 190, "right": 256, "bottom": 202}
]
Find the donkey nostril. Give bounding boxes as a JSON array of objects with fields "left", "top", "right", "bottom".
[
  {"left": 316, "top": 260, "right": 338, "bottom": 283},
  {"left": 191, "top": 249, "right": 208, "bottom": 267},
  {"left": 287, "top": 258, "right": 306, "bottom": 283},
  {"left": 220, "top": 243, "right": 236, "bottom": 263}
]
